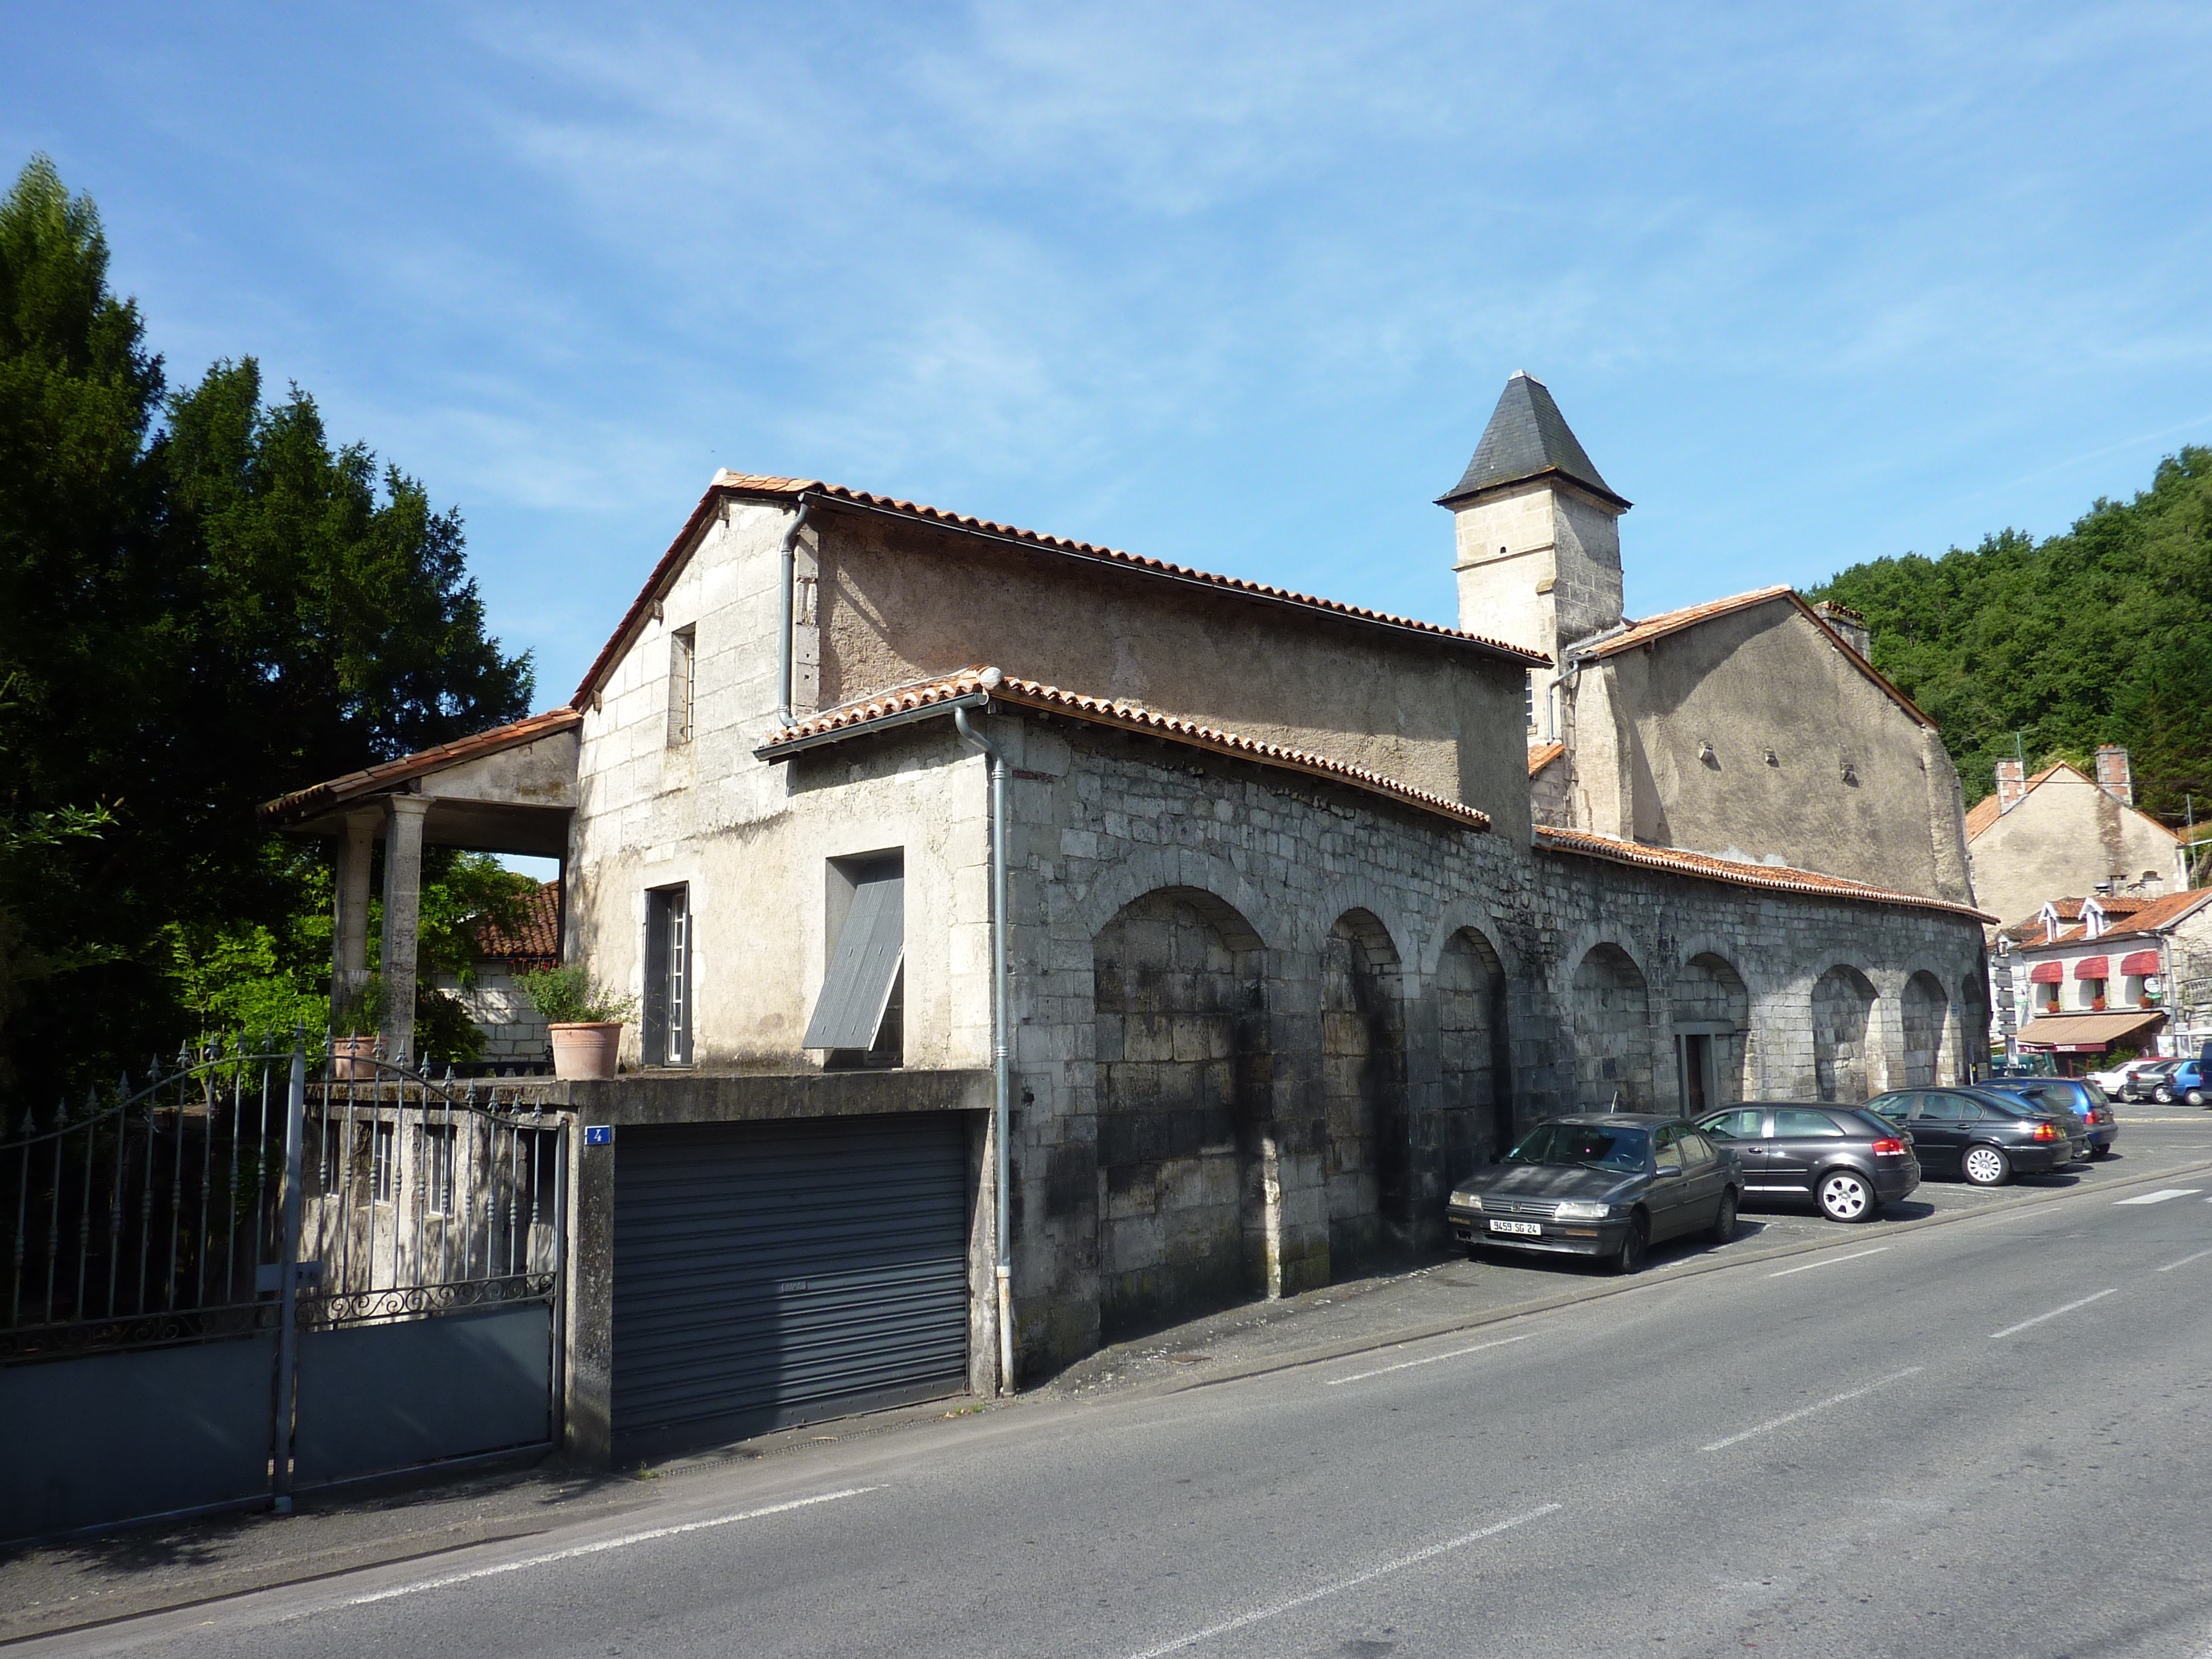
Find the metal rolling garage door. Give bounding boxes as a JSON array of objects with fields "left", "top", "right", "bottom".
[{"left": 611, "top": 1115, "right": 970, "bottom": 1457}]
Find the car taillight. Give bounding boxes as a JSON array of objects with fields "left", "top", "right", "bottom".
[
  {"left": 2031, "top": 1122, "right": 2061, "bottom": 1142},
  {"left": 1872, "top": 1137, "right": 1906, "bottom": 1156}
]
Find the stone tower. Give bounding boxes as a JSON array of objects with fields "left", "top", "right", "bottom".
[{"left": 1439, "top": 372, "right": 1630, "bottom": 729}]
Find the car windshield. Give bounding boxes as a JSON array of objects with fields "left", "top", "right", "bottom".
[{"left": 1507, "top": 1122, "right": 1650, "bottom": 1171}]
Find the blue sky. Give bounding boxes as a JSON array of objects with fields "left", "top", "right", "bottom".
[{"left": 8, "top": 2, "right": 2212, "bottom": 711}]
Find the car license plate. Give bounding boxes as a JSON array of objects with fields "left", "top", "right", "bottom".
[{"left": 1489, "top": 1219, "right": 1542, "bottom": 1236}]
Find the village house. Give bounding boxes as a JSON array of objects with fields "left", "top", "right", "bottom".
[
  {"left": 1964, "top": 749, "right": 2187, "bottom": 928},
  {"left": 263, "top": 374, "right": 1994, "bottom": 1464},
  {"left": 1992, "top": 887, "right": 2212, "bottom": 1067}
]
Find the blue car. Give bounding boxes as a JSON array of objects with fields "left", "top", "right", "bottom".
[
  {"left": 2122, "top": 1061, "right": 2210, "bottom": 1107},
  {"left": 1982, "top": 1078, "right": 2117, "bottom": 1158}
]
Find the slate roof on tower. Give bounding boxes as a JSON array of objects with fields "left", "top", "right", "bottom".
[{"left": 1437, "top": 372, "right": 1631, "bottom": 511}]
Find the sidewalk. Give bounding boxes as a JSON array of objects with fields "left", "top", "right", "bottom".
[{"left": 6, "top": 1105, "right": 2205, "bottom": 1644}]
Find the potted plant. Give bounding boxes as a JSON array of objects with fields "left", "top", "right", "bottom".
[
  {"left": 518, "top": 967, "right": 638, "bottom": 1081},
  {"left": 330, "top": 975, "right": 387, "bottom": 1079}
]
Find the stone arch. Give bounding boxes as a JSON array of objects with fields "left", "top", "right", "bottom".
[
  {"left": 1812, "top": 965, "right": 1879, "bottom": 1102},
  {"left": 1433, "top": 927, "right": 1509, "bottom": 1185},
  {"left": 1572, "top": 944, "right": 1654, "bottom": 1110},
  {"left": 1671, "top": 953, "right": 1751, "bottom": 1113},
  {"left": 1092, "top": 886, "right": 1272, "bottom": 1338},
  {"left": 1074, "top": 846, "right": 1285, "bottom": 953},
  {"left": 1900, "top": 970, "right": 1949, "bottom": 1087},
  {"left": 1321, "top": 908, "right": 1409, "bottom": 1268}
]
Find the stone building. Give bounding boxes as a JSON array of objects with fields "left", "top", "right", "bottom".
[
  {"left": 429, "top": 880, "right": 561, "bottom": 1065},
  {"left": 1993, "top": 887, "right": 2212, "bottom": 1065},
  {"left": 265, "top": 374, "right": 1994, "bottom": 1457},
  {"left": 1964, "top": 749, "right": 2187, "bottom": 928}
]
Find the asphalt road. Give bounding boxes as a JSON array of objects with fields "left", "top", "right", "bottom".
[{"left": 35, "top": 1126, "right": 2212, "bottom": 1659}]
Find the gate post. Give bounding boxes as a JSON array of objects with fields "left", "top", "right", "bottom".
[{"left": 271, "top": 1033, "right": 307, "bottom": 1512}]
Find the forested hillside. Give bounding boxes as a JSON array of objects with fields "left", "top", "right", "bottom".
[{"left": 1808, "top": 447, "right": 2212, "bottom": 822}]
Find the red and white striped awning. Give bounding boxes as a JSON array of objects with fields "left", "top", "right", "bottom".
[
  {"left": 2073, "top": 956, "right": 2110, "bottom": 980},
  {"left": 2028, "top": 960, "right": 2063, "bottom": 984},
  {"left": 2120, "top": 950, "right": 2160, "bottom": 975}
]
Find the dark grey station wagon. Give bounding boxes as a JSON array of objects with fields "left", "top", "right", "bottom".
[{"left": 1447, "top": 1114, "right": 1741, "bottom": 1274}]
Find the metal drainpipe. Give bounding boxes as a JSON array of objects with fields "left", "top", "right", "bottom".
[
  {"left": 776, "top": 494, "right": 814, "bottom": 728},
  {"left": 954, "top": 680, "right": 1016, "bottom": 1393}
]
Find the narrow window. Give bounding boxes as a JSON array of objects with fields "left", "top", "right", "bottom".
[
  {"left": 643, "top": 885, "right": 692, "bottom": 1065},
  {"left": 371, "top": 1120, "right": 398, "bottom": 1204},
  {"left": 667, "top": 626, "right": 697, "bottom": 746},
  {"left": 421, "top": 1124, "right": 455, "bottom": 1215},
  {"left": 1524, "top": 671, "right": 1535, "bottom": 732},
  {"left": 806, "top": 851, "right": 905, "bottom": 1069}
]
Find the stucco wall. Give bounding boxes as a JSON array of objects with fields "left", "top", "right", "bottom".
[
  {"left": 1968, "top": 770, "right": 2185, "bottom": 927},
  {"left": 1564, "top": 600, "right": 1974, "bottom": 905},
  {"left": 813, "top": 508, "right": 1530, "bottom": 831},
  {"left": 1451, "top": 480, "right": 1624, "bottom": 717}
]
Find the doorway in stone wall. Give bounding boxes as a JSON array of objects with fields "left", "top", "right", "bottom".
[{"left": 1091, "top": 887, "right": 1271, "bottom": 1339}]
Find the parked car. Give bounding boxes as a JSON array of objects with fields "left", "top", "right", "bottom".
[
  {"left": 1447, "top": 1114, "right": 1741, "bottom": 1274},
  {"left": 1982, "top": 1077, "right": 2118, "bottom": 1158},
  {"left": 1695, "top": 1103, "right": 1919, "bottom": 1221},
  {"left": 2125, "top": 1059, "right": 2209, "bottom": 1107},
  {"left": 2090, "top": 1057, "right": 2163, "bottom": 1096},
  {"left": 1862, "top": 1087, "right": 2085, "bottom": 1185}
]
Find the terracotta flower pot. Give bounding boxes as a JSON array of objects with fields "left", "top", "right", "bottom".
[
  {"left": 331, "top": 1034, "right": 378, "bottom": 1081},
  {"left": 550, "top": 1021, "right": 623, "bottom": 1080}
]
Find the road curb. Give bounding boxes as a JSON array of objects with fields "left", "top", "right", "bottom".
[{"left": 1151, "top": 1151, "right": 2212, "bottom": 1400}]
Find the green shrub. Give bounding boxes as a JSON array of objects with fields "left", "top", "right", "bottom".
[{"left": 515, "top": 965, "right": 636, "bottom": 1025}]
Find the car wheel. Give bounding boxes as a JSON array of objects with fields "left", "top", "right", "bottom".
[
  {"left": 1962, "top": 1144, "right": 2011, "bottom": 1187},
  {"left": 1818, "top": 1168, "right": 1877, "bottom": 1222},
  {"left": 2090, "top": 1144, "right": 2112, "bottom": 1159},
  {"left": 1709, "top": 1188, "right": 1738, "bottom": 1242},
  {"left": 2154, "top": 1085, "right": 2174, "bottom": 1104},
  {"left": 1614, "top": 1215, "right": 1649, "bottom": 1274},
  {"left": 2188, "top": 1090, "right": 2207, "bottom": 1107}
]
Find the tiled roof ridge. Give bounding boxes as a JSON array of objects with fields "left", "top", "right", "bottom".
[
  {"left": 1527, "top": 740, "right": 1565, "bottom": 777},
  {"left": 1535, "top": 825, "right": 1997, "bottom": 922},
  {"left": 759, "top": 668, "right": 1492, "bottom": 830},
  {"left": 1578, "top": 586, "right": 1934, "bottom": 729},
  {"left": 260, "top": 706, "right": 582, "bottom": 822},
  {"left": 572, "top": 473, "right": 1550, "bottom": 707}
]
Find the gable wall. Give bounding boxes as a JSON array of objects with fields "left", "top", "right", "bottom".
[
  {"left": 1969, "top": 770, "right": 2185, "bottom": 927},
  {"left": 1564, "top": 600, "right": 1972, "bottom": 905}
]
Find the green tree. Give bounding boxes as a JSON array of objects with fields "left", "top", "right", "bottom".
[
  {"left": 1810, "top": 448, "right": 2212, "bottom": 823},
  {"left": 0, "top": 155, "right": 532, "bottom": 1098}
]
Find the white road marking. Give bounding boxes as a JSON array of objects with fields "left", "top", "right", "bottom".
[
  {"left": 1698, "top": 1367, "right": 1923, "bottom": 1453},
  {"left": 336, "top": 1487, "right": 879, "bottom": 1609},
  {"left": 1989, "top": 1288, "right": 2118, "bottom": 1339},
  {"left": 1324, "top": 1333, "right": 1533, "bottom": 1386},
  {"left": 2156, "top": 1247, "right": 2212, "bottom": 1273},
  {"left": 2113, "top": 1188, "right": 2201, "bottom": 1205},
  {"left": 1119, "top": 1504, "right": 1563, "bottom": 1658},
  {"left": 1768, "top": 1247, "right": 1889, "bottom": 1278}
]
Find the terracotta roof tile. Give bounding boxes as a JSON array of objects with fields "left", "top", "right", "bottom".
[
  {"left": 574, "top": 474, "right": 1550, "bottom": 708},
  {"left": 759, "top": 668, "right": 1492, "bottom": 830},
  {"left": 260, "top": 708, "right": 582, "bottom": 824},
  {"left": 474, "top": 881, "right": 561, "bottom": 964},
  {"left": 1527, "top": 741, "right": 1564, "bottom": 777},
  {"left": 1577, "top": 586, "right": 1934, "bottom": 729},
  {"left": 2081, "top": 888, "right": 2212, "bottom": 943},
  {"left": 1534, "top": 826, "right": 1996, "bottom": 921}
]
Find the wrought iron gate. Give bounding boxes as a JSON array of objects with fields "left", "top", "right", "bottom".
[{"left": 0, "top": 1039, "right": 569, "bottom": 1542}]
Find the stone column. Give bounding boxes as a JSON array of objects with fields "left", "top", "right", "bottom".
[
  {"left": 329, "top": 809, "right": 378, "bottom": 1035},
  {"left": 379, "top": 795, "right": 432, "bottom": 1064}
]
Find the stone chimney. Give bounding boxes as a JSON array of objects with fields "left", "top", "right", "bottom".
[
  {"left": 2095, "top": 745, "right": 2134, "bottom": 805},
  {"left": 1995, "top": 757, "right": 2027, "bottom": 813},
  {"left": 1812, "top": 600, "right": 1872, "bottom": 659}
]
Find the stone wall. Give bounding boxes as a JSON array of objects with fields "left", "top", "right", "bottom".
[{"left": 988, "top": 711, "right": 1988, "bottom": 1377}]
